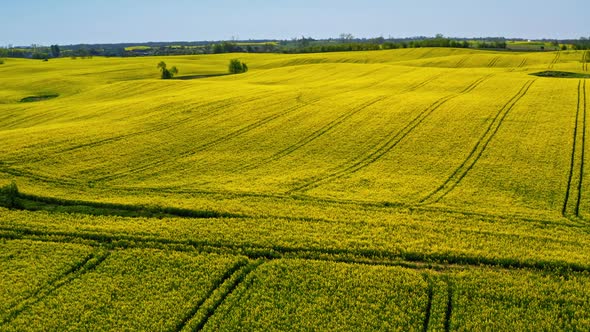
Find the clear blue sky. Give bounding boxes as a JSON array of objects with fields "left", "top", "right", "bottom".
[{"left": 2, "top": 0, "right": 588, "bottom": 46}]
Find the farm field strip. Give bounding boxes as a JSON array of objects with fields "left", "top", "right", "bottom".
[
  {"left": 1, "top": 247, "right": 248, "bottom": 331},
  {"left": 420, "top": 79, "right": 536, "bottom": 204},
  {"left": 235, "top": 73, "right": 446, "bottom": 173},
  {"left": 0, "top": 240, "right": 95, "bottom": 318},
  {"left": 563, "top": 80, "right": 587, "bottom": 219},
  {"left": 3, "top": 205, "right": 589, "bottom": 273},
  {"left": 2, "top": 243, "right": 587, "bottom": 331},
  {"left": 89, "top": 74, "right": 397, "bottom": 184},
  {"left": 236, "top": 96, "right": 389, "bottom": 172},
  {"left": 1, "top": 250, "right": 110, "bottom": 326},
  {"left": 89, "top": 93, "right": 306, "bottom": 183},
  {"left": 199, "top": 259, "right": 590, "bottom": 331},
  {"left": 288, "top": 74, "right": 492, "bottom": 194}
]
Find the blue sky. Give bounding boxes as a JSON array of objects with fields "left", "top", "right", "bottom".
[{"left": 2, "top": 0, "right": 588, "bottom": 46}]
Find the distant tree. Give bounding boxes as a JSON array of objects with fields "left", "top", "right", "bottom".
[
  {"left": 228, "top": 59, "right": 248, "bottom": 74},
  {"left": 213, "top": 43, "right": 224, "bottom": 53},
  {"left": 157, "top": 61, "right": 178, "bottom": 79},
  {"left": 339, "top": 33, "right": 354, "bottom": 42},
  {"left": 50, "top": 44, "right": 61, "bottom": 58}
]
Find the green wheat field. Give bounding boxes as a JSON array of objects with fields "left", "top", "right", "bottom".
[{"left": 1, "top": 48, "right": 590, "bottom": 330}]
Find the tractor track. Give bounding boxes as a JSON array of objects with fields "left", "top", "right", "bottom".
[
  {"left": 549, "top": 51, "right": 561, "bottom": 69},
  {"left": 236, "top": 96, "right": 389, "bottom": 172},
  {"left": 91, "top": 95, "right": 313, "bottom": 183},
  {"left": 0, "top": 250, "right": 110, "bottom": 325},
  {"left": 420, "top": 79, "right": 536, "bottom": 205},
  {"left": 288, "top": 75, "right": 492, "bottom": 194},
  {"left": 563, "top": 80, "right": 587, "bottom": 219},
  {"left": 487, "top": 56, "right": 500, "bottom": 68},
  {"left": 236, "top": 74, "right": 444, "bottom": 173}
]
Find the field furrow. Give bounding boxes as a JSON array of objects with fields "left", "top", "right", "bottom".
[
  {"left": 420, "top": 79, "right": 536, "bottom": 204},
  {"left": 288, "top": 75, "right": 492, "bottom": 193},
  {"left": 1, "top": 250, "right": 110, "bottom": 325},
  {"left": 181, "top": 260, "right": 263, "bottom": 332},
  {"left": 563, "top": 80, "right": 585, "bottom": 217},
  {"left": 237, "top": 96, "right": 388, "bottom": 172},
  {"left": 549, "top": 51, "right": 561, "bottom": 69},
  {"left": 487, "top": 56, "right": 500, "bottom": 67}
]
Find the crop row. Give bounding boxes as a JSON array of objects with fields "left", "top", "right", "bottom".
[{"left": 4, "top": 239, "right": 588, "bottom": 331}]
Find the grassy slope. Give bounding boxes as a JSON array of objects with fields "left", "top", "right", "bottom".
[{"left": 1, "top": 48, "right": 590, "bottom": 330}]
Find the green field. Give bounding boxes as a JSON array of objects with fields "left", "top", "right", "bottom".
[{"left": 1, "top": 48, "right": 590, "bottom": 330}]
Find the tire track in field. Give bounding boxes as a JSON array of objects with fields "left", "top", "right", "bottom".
[
  {"left": 236, "top": 96, "right": 389, "bottom": 172},
  {"left": 0, "top": 250, "right": 110, "bottom": 325},
  {"left": 287, "top": 75, "right": 492, "bottom": 194},
  {"left": 421, "top": 276, "right": 435, "bottom": 332},
  {"left": 563, "top": 80, "right": 587, "bottom": 218},
  {"left": 178, "top": 260, "right": 263, "bottom": 332},
  {"left": 5, "top": 94, "right": 274, "bottom": 165},
  {"left": 235, "top": 73, "right": 443, "bottom": 173},
  {"left": 454, "top": 56, "right": 468, "bottom": 68},
  {"left": 487, "top": 56, "right": 500, "bottom": 68},
  {"left": 549, "top": 51, "right": 561, "bottom": 69},
  {"left": 402, "top": 73, "right": 443, "bottom": 93},
  {"left": 185, "top": 98, "right": 317, "bottom": 157},
  {"left": 174, "top": 260, "right": 248, "bottom": 331},
  {"left": 93, "top": 77, "right": 413, "bottom": 183},
  {"left": 419, "top": 79, "right": 536, "bottom": 205},
  {"left": 518, "top": 57, "right": 528, "bottom": 68},
  {"left": 444, "top": 283, "right": 454, "bottom": 332},
  {"left": 93, "top": 94, "right": 318, "bottom": 183}
]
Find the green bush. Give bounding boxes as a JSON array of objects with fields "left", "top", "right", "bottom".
[
  {"left": 0, "top": 181, "right": 20, "bottom": 208},
  {"left": 228, "top": 59, "right": 248, "bottom": 74},
  {"left": 157, "top": 61, "right": 178, "bottom": 79}
]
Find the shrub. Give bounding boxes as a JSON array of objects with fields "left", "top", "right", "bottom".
[
  {"left": 229, "top": 59, "right": 248, "bottom": 74},
  {"left": 0, "top": 181, "right": 20, "bottom": 208},
  {"left": 157, "top": 61, "right": 178, "bottom": 79}
]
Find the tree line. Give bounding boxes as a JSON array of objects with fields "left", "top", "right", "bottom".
[{"left": 3, "top": 36, "right": 590, "bottom": 59}]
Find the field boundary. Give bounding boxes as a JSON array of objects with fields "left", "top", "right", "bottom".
[
  {"left": 288, "top": 75, "right": 492, "bottom": 194},
  {"left": 2, "top": 225, "right": 588, "bottom": 273},
  {"left": 420, "top": 79, "right": 536, "bottom": 205}
]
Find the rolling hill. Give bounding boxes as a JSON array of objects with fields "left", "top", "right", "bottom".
[{"left": 1, "top": 48, "right": 590, "bottom": 330}]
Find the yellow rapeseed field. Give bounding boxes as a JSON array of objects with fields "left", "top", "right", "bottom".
[{"left": 1, "top": 48, "right": 590, "bottom": 330}]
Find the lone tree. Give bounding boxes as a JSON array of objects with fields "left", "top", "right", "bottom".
[
  {"left": 157, "top": 61, "right": 178, "bottom": 79},
  {"left": 228, "top": 59, "right": 248, "bottom": 74},
  {"left": 50, "top": 44, "right": 61, "bottom": 58}
]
